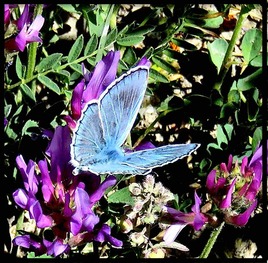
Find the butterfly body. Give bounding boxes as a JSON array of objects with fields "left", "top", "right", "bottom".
[{"left": 70, "top": 66, "right": 200, "bottom": 176}]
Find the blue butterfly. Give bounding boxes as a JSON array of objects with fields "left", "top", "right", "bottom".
[{"left": 70, "top": 66, "right": 200, "bottom": 175}]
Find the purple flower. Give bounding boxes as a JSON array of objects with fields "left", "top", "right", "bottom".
[
  {"left": 65, "top": 51, "right": 121, "bottom": 128},
  {"left": 206, "top": 143, "right": 264, "bottom": 226},
  {"left": 13, "top": 125, "right": 122, "bottom": 256},
  {"left": 65, "top": 51, "right": 151, "bottom": 129},
  {"left": 163, "top": 191, "right": 208, "bottom": 244},
  {"left": 13, "top": 235, "right": 69, "bottom": 257},
  {"left": 5, "top": 4, "right": 44, "bottom": 52}
]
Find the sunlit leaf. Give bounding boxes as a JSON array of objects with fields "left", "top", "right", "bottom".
[
  {"left": 68, "top": 34, "right": 84, "bottom": 63},
  {"left": 107, "top": 186, "right": 134, "bottom": 205},
  {"left": 35, "top": 53, "right": 63, "bottom": 73},
  {"left": 207, "top": 39, "right": 228, "bottom": 74},
  {"left": 116, "top": 35, "right": 144, "bottom": 46},
  {"left": 37, "top": 75, "right": 61, "bottom": 95},
  {"left": 241, "top": 28, "right": 262, "bottom": 63}
]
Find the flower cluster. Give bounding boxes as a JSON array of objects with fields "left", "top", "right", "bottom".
[
  {"left": 4, "top": 4, "right": 44, "bottom": 52},
  {"left": 206, "top": 143, "right": 263, "bottom": 226},
  {"left": 120, "top": 174, "right": 193, "bottom": 258},
  {"left": 13, "top": 126, "right": 122, "bottom": 257}
]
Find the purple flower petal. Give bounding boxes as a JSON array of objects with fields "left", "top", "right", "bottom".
[
  {"left": 226, "top": 199, "right": 258, "bottom": 226},
  {"left": 45, "top": 126, "right": 72, "bottom": 183},
  {"left": 88, "top": 175, "right": 116, "bottom": 206},
  {"left": 38, "top": 159, "right": 54, "bottom": 202},
  {"left": 136, "top": 56, "right": 151, "bottom": 67},
  {"left": 45, "top": 239, "right": 70, "bottom": 257},
  {"left": 206, "top": 169, "right": 216, "bottom": 191},
  {"left": 13, "top": 189, "right": 28, "bottom": 209},
  {"left": 17, "top": 4, "right": 30, "bottom": 30},
  {"left": 95, "top": 224, "right": 123, "bottom": 247},
  {"left": 220, "top": 178, "right": 236, "bottom": 209},
  {"left": 71, "top": 79, "right": 85, "bottom": 120},
  {"left": 163, "top": 224, "right": 187, "bottom": 245},
  {"left": 29, "top": 200, "right": 52, "bottom": 228},
  {"left": 82, "top": 51, "right": 120, "bottom": 104}
]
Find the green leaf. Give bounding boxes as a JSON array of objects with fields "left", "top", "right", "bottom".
[
  {"left": 57, "top": 4, "right": 78, "bottom": 14},
  {"left": 107, "top": 187, "right": 134, "bottom": 205},
  {"left": 22, "top": 120, "right": 39, "bottom": 136},
  {"left": 68, "top": 35, "right": 84, "bottom": 63},
  {"left": 105, "top": 28, "right": 117, "bottom": 47},
  {"left": 116, "top": 35, "right": 145, "bottom": 46},
  {"left": 237, "top": 68, "right": 262, "bottom": 91},
  {"left": 84, "top": 34, "right": 98, "bottom": 57},
  {"left": 216, "top": 124, "right": 233, "bottom": 146},
  {"left": 69, "top": 63, "right": 82, "bottom": 74},
  {"left": 130, "top": 25, "right": 155, "bottom": 35},
  {"left": 37, "top": 75, "right": 61, "bottom": 95},
  {"left": 20, "top": 84, "right": 36, "bottom": 103},
  {"left": 123, "top": 47, "right": 137, "bottom": 66},
  {"left": 252, "top": 127, "right": 262, "bottom": 153},
  {"left": 15, "top": 55, "right": 24, "bottom": 79},
  {"left": 35, "top": 53, "right": 63, "bottom": 73},
  {"left": 149, "top": 68, "right": 169, "bottom": 83},
  {"left": 250, "top": 54, "right": 264, "bottom": 67},
  {"left": 203, "top": 15, "right": 224, "bottom": 28},
  {"left": 151, "top": 56, "right": 177, "bottom": 74},
  {"left": 241, "top": 28, "right": 262, "bottom": 63},
  {"left": 207, "top": 39, "right": 228, "bottom": 73}
]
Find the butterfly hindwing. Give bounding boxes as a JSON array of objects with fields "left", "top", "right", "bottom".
[
  {"left": 120, "top": 143, "right": 200, "bottom": 173},
  {"left": 70, "top": 102, "right": 105, "bottom": 169}
]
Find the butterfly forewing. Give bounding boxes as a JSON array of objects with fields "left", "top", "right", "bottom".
[{"left": 99, "top": 67, "right": 149, "bottom": 147}]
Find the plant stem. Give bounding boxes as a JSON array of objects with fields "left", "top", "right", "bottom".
[
  {"left": 213, "top": 5, "right": 250, "bottom": 93},
  {"left": 26, "top": 4, "right": 43, "bottom": 80},
  {"left": 199, "top": 221, "right": 225, "bottom": 258}
]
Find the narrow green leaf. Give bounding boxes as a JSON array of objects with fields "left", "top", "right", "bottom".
[
  {"left": 84, "top": 34, "right": 98, "bottom": 57},
  {"left": 149, "top": 68, "right": 169, "bottom": 83},
  {"left": 241, "top": 28, "right": 262, "bottom": 63},
  {"left": 105, "top": 28, "right": 118, "bottom": 47},
  {"left": 20, "top": 84, "right": 36, "bottom": 103},
  {"left": 107, "top": 187, "right": 134, "bottom": 205},
  {"left": 123, "top": 47, "right": 137, "bottom": 66},
  {"left": 69, "top": 63, "right": 82, "bottom": 74},
  {"left": 130, "top": 25, "right": 155, "bottom": 35},
  {"left": 207, "top": 39, "right": 228, "bottom": 73},
  {"left": 37, "top": 75, "right": 61, "bottom": 95},
  {"left": 252, "top": 127, "right": 262, "bottom": 153},
  {"left": 117, "top": 35, "right": 144, "bottom": 46},
  {"left": 151, "top": 56, "right": 177, "bottom": 74},
  {"left": 68, "top": 35, "right": 84, "bottom": 63},
  {"left": 15, "top": 55, "right": 24, "bottom": 79},
  {"left": 35, "top": 53, "right": 63, "bottom": 72}
]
